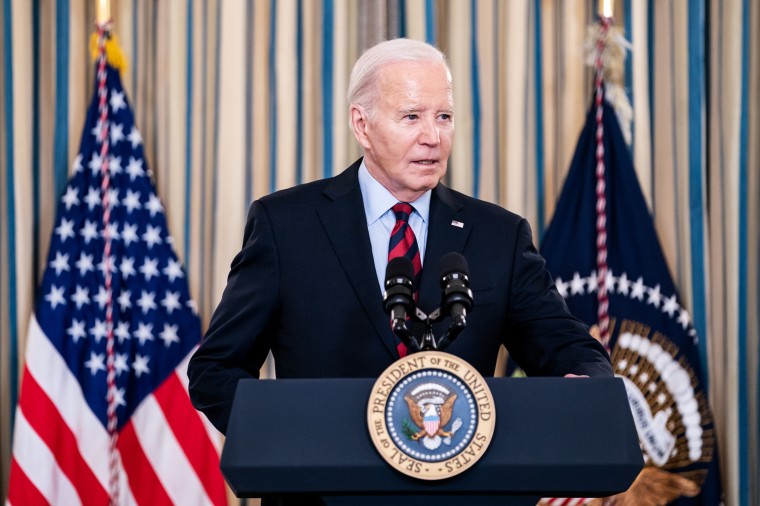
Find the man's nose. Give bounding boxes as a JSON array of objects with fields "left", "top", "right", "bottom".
[{"left": 418, "top": 118, "right": 440, "bottom": 145}]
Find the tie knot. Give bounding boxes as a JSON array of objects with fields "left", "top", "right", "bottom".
[{"left": 391, "top": 202, "right": 414, "bottom": 222}]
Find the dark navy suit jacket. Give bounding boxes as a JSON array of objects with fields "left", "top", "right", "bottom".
[{"left": 188, "top": 159, "right": 612, "bottom": 435}]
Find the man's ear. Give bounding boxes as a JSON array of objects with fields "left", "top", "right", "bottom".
[{"left": 349, "top": 106, "right": 371, "bottom": 150}]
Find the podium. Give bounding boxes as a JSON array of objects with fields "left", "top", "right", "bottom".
[{"left": 221, "top": 377, "right": 642, "bottom": 505}]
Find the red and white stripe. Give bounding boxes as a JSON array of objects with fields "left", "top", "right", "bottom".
[
  {"left": 6, "top": 315, "right": 226, "bottom": 506},
  {"left": 539, "top": 498, "right": 592, "bottom": 506}
]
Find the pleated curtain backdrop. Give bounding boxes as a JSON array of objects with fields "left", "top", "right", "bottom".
[{"left": 1, "top": 0, "right": 758, "bottom": 504}]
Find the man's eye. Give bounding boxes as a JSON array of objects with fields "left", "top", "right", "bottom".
[
  {"left": 404, "top": 114, "right": 418, "bottom": 120},
  {"left": 439, "top": 114, "right": 452, "bottom": 121}
]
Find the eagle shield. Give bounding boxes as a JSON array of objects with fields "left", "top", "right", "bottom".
[{"left": 422, "top": 404, "right": 440, "bottom": 437}]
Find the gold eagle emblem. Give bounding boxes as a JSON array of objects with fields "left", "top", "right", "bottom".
[{"left": 404, "top": 393, "right": 458, "bottom": 440}]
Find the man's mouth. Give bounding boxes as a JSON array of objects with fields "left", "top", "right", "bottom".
[{"left": 412, "top": 159, "right": 438, "bottom": 165}]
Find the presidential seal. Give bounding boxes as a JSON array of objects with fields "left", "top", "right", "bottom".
[{"left": 367, "top": 351, "right": 495, "bottom": 480}]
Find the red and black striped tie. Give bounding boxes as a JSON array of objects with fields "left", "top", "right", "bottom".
[{"left": 388, "top": 202, "right": 422, "bottom": 357}]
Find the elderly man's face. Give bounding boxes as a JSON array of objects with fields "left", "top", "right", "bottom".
[{"left": 353, "top": 60, "right": 454, "bottom": 203}]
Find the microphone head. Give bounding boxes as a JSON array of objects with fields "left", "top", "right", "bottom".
[
  {"left": 383, "top": 257, "right": 415, "bottom": 315},
  {"left": 385, "top": 256, "right": 415, "bottom": 286},
  {"left": 438, "top": 252, "right": 470, "bottom": 279},
  {"left": 439, "top": 252, "right": 473, "bottom": 315}
]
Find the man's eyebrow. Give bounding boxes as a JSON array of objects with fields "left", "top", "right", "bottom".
[{"left": 397, "top": 107, "right": 454, "bottom": 114}]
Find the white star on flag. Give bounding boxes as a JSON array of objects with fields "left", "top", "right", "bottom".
[
  {"left": 90, "top": 319, "right": 108, "bottom": 343},
  {"left": 110, "top": 123, "right": 125, "bottom": 145},
  {"left": 142, "top": 225, "right": 163, "bottom": 248},
  {"left": 630, "top": 277, "right": 646, "bottom": 300},
  {"left": 126, "top": 156, "right": 144, "bottom": 180},
  {"left": 127, "top": 126, "right": 142, "bottom": 148},
  {"left": 160, "top": 291, "right": 182, "bottom": 314},
  {"left": 114, "top": 353, "right": 130, "bottom": 376},
  {"left": 122, "top": 189, "right": 142, "bottom": 213},
  {"left": 139, "top": 257, "right": 160, "bottom": 280},
  {"left": 72, "top": 285, "right": 91, "bottom": 309},
  {"left": 133, "top": 322, "right": 154, "bottom": 346},
  {"left": 67, "top": 319, "right": 87, "bottom": 343},
  {"left": 62, "top": 187, "right": 80, "bottom": 210},
  {"left": 75, "top": 252, "right": 95, "bottom": 276},
  {"left": 110, "top": 89, "right": 126, "bottom": 111},
  {"left": 89, "top": 151, "right": 104, "bottom": 174},
  {"left": 55, "top": 218, "right": 76, "bottom": 242},
  {"left": 136, "top": 290, "right": 157, "bottom": 314},
  {"left": 570, "top": 272, "right": 586, "bottom": 295},
  {"left": 120, "top": 257, "right": 136, "bottom": 279},
  {"left": 84, "top": 187, "right": 101, "bottom": 210},
  {"left": 132, "top": 354, "right": 150, "bottom": 377},
  {"left": 49, "top": 252, "right": 70, "bottom": 275},
  {"left": 84, "top": 351, "right": 106, "bottom": 375},
  {"left": 114, "top": 321, "right": 131, "bottom": 343},
  {"left": 45, "top": 285, "right": 66, "bottom": 309},
  {"left": 159, "top": 323, "right": 180, "bottom": 347},
  {"left": 163, "top": 259, "right": 185, "bottom": 282}
]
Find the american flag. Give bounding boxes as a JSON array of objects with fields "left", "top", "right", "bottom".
[{"left": 6, "top": 31, "right": 227, "bottom": 506}]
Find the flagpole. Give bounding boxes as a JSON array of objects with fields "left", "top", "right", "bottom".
[
  {"left": 599, "top": 0, "right": 613, "bottom": 19},
  {"left": 97, "top": 0, "right": 110, "bottom": 25}
]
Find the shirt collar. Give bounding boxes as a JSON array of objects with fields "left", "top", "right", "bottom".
[{"left": 358, "top": 160, "right": 432, "bottom": 225}]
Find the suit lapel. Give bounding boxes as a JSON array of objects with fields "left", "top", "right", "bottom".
[
  {"left": 317, "top": 163, "right": 399, "bottom": 358},
  {"left": 418, "top": 184, "right": 472, "bottom": 313}
]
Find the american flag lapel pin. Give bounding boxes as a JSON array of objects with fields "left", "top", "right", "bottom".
[{"left": 451, "top": 220, "right": 464, "bottom": 228}]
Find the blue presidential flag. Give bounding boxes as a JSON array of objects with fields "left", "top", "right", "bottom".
[{"left": 540, "top": 97, "right": 722, "bottom": 505}]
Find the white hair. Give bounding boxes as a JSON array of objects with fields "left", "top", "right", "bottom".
[{"left": 347, "top": 38, "right": 451, "bottom": 121}]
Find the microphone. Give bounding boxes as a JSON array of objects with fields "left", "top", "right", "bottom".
[
  {"left": 383, "top": 257, "right": 418, "bottom": 351},
  {"left": 437, "top": 252, "right": 473, "bottom": 349}
]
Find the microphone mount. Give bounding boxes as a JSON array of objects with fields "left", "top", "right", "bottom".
[
  {"left": 413, "top": 306, "right": 445, "bottom": 352},
  {"left": 383, "top": 252, "right": 473, "bottom": 354},
  {"left": 400, "top": 293, "right": 468, "bottom": 353}
]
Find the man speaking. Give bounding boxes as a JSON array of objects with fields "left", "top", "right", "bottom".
[{"left": 187, "top": 38, "right": 612, "bottom": 437}]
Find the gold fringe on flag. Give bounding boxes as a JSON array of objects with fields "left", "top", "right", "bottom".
[{"left": 89, "top": 32, "right": 128, "bottom": 74}]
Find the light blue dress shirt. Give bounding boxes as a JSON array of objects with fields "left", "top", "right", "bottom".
[{"left": 358, "top": 161, "right": 431, "bottom": 294}]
